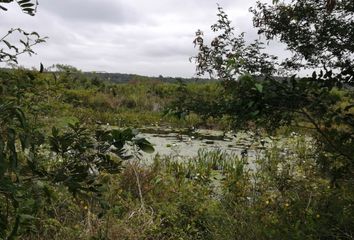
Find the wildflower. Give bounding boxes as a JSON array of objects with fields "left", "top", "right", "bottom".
[
  {"left": 265, "top": 200, "right": 270, "bottom": 205},
  {"left": 84, "top": 205, "right": 88, "bottom": 210},
  {"left": 316, "top": 214, "right": 320, "bottom": 218},
  {"left": 284, "top": 203, "right": 289, "bottom": 208}
]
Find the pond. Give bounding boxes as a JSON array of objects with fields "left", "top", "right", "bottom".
[{"left": 138, "top": 127, "right": 269, "bottom": 161}]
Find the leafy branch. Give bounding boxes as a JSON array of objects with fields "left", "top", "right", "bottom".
[
  {"left": 0, "top": 28, "right": 47, "bottom": 64},
  {"left": 0, "top": 0, "right": 38, "bottom": 16}
]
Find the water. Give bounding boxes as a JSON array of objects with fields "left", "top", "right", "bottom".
[{"left": 138, "top": 127, "right": 266, "bottom": 161}]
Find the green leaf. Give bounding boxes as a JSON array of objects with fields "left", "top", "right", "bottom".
[
  {"left": 19, "top": 133, "right": 29, "bottom": 150},
  {"left": 121, "top": 128, "right": 135, "bottom": 140},
  {"left": 255, "top": 83, "right": 263, "bottom": 93},
  {"left": 14, "top": 107, "right": 26, "bottom": 128},
  {"left": 19, "top": 214, "right": 36, "bottom": 221},
  {"left": 251, "top": 110, "right": 260, "bottom": 116},
  {"left": 344, "top": 104, "right": 354, "bottom": 112},
  {"left": 134, "top": 138, "right": 154, "bottom": 153}
]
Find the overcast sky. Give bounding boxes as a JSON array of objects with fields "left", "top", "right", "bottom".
[{"left": 1, "top": 0, "right": 286, "bottom": 77}]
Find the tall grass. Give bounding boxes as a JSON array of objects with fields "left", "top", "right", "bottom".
[{"left": 16, "top": 135, "right": 354, "bottom": 239}]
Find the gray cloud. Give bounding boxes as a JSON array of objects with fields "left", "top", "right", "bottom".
[
  {"left": 39, "top": 0, "right": 139, "bottom": 24},
  {"left": 1, "top": 0, "right": 284, "bottom": 78}
]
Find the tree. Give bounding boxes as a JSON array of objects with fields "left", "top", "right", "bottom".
[
  {"left": 191, "top": 3, "right": 354, "bottom": 185},
  {"left": 192, "top": 5, "right": 278, "bottom": 81},
  {"left": 0, "top": 2, "right": 154, "bottom": 238},
  {"left": 251, "top": 0, "right": 354, "bottom": 78},
  {"left": 250, "top": 0, "right": 354, "bottom": 184}
]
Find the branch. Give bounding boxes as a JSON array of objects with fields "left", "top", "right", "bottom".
[
  {"left": 0, "top": 28, "right": 47, "bottom": 64},
  {"left": 300, "top": 108, "right": 353, "bottom": 162}
]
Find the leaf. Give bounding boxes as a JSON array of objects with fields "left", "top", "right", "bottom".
[
  {"left": 11, "top": 45, "right": 19, "bottom": 53},
  {"left": 121, "top": 128, "right": 135, "bottom": 140},
  {"left": 20, "top": 39, "right": 27, "bottom": 47},
  {"left": 312, "top": 71, "right": 317, "bottom": 79},
  {"left": 14, "top": 107, "right": 26, "bottom": 128},
  {"left": 251, "top": 110, "right": 260, "bottom": 116},
  {"left": 19, "top": 3, "right": 34, "bottom": 8},
  {"left": 344, "top": 104, "right": 354, "bottom": 112},
  {"left": 7, "top": 128, "right": 18, "bottom": 170},
  {"left": 39, "top": 62, "right": 44, "bottom": 73},
  {"left": 19, "top": 214, "right": 36, "bottom": 221},
  {"left": 2, "top": 40, "right": 12, "bottom": 49},
  {"left": 112, "top": 141, "right": 124, "bottom": 150},
  {"left": 255, "top": 83, "right": 263, "bottom": 93},
  {"left": 23, "top": 7, "right": 35, "bottom": 14},
  {"left": 31, "top": 31, "right": 40, "bottom": 37},
  {"left": 18, "top": 0, "right": 31, "bottom": 4},
  {"left": 19, "top": 133, "right": 29, "bottom": 151},
  {"left": 134, "top": 138, "right": 155, "bottom": 153},
  {"left": 0, "top": 5, "right": 8, "bottom": 11}
]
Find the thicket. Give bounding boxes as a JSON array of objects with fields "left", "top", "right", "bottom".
[
  {"left": 187, "top": 1, "right": 354, "bottom": 186},
  {"left": 0, "top": 66, "right": 225, "bottom": 130},
  {"left": 0, "top": 0, "right": 353, "bottom": 239}
]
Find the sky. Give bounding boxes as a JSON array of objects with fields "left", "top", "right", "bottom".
[{"left": 1, "top": 0, "right": 286, "bottom": 78}]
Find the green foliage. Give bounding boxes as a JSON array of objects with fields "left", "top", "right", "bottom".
[
  {"left": 1, "top": 62, "right": 352, "bottom": 240},
  {"left": 0, "top": 67, "right": 157, "bottom": 239},
  {"left": 0, "top": 99, "right": 154, "bottom": 238},
  {"left": 190, "top": 4, "right": 354, "bottom": 185},
  {"left": 0, "top": 66, "right": 229, "bottom": 130},
  {"left": 13, "top": 138, "right": 352, "bottom": 239},
  {"left": 1, "top": 0, "right": 353, "bottom": 238},
  {"left": 251, "top": 0, "right": 354, "bottom": 73},
  {"left": 192, "top": 5, "right": 278, "bottom": 80}
]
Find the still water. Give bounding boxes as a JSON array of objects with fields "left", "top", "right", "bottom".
[{"left": 138, "top": 127, "right": 267, "bottom": 161}]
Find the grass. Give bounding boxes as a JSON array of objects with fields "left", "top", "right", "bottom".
[
  {"left": 1, "top": 68, "right": 353, "bottom": 239},
  {"left": 14, "top": 135, "right": 354, "bottom": 239}
]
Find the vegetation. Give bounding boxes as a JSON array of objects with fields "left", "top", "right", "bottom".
[
  {"left": 0, "top": 0, "right": 353, "bottom": 239},
  {"left": 0, "top": 66, "right": 226, "bottom": 130},
  {"left": 190, "top": 3, "right": 354, "bottom": 185}
]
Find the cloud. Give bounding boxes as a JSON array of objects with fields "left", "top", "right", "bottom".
[
  {"left": 0, "top": 0, "right": 284, "bottom": 77},
  {"left": 40, "top": 0, "right": 140, "bottom": 24}
]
